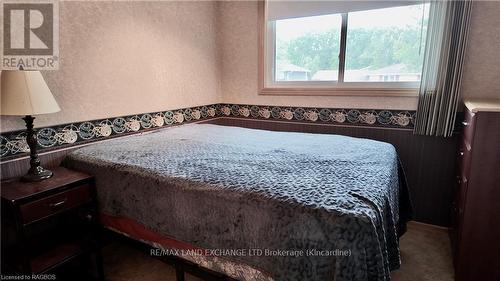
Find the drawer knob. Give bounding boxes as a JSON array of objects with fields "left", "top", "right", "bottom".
[
  {"left": 462, "top": 121, "right": 469, "bottom": 127},
  {"left": 459, "top": 151, "right": 464, "bottom": 156},
  {"left": 85, "top": 213, "right": 93, "bottom": 222},
  {"left": 48, "top": 198, "right": 67, "bottom": 210}
]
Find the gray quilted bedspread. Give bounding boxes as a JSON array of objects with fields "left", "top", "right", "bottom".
[{"left": 63, "top": 124, "right": 407, "bottom": 281}]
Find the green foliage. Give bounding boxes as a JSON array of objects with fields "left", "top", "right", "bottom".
[
  {"left": 277, "top": 29, "right": 341, "bottom": 74},
  {"left": 277, "top": 26, "right": 426, "bottom": 75}
]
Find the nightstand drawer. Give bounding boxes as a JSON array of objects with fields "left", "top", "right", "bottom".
[{"left": 20, "top": 184, "right": 92, "bottom": 224}]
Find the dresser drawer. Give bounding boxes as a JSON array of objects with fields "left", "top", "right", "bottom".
[
  {"left": 457, "top": 175, "right": 468, "bottom": 214},
  {"left": 462, "top": 109, "right": 476, "bottom": 144},
  {"left": 20, "top": 184, "right": 92, "bottom": 224},
  {"left": 454, "top": 175, "right": 468, "bottom": 249},
  {"left": 458, "top": 140, "right": 472, "bottom": 177}
]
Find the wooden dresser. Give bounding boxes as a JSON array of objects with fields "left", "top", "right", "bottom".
[
  {"left": 1, "top": 167, "right": 103, "bottom": 280},
  {"left": 452, "top": 99, "right": 500, "bottom": 281}
]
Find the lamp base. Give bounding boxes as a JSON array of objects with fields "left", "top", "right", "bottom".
[
  {"left": 21, "top": 115, "right": 54, "bottom": 182},
  {"left": 21, "top": 166, "right": 54, "bottom": 182}
]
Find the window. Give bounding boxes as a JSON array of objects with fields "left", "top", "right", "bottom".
[
  {"left": 275, "top": 14, "right": 342, "bottom": 82},
  {"left": 263, "top": 1, "right": 429, "bottom": 94}
]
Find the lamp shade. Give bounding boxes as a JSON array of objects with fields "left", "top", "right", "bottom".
[{"left": 1, "top": 70, "right": 60, "bottom": 116}]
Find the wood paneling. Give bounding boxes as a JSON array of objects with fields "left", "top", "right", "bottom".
[
  {"left": 1, "top": 117, "right": 458, "bottom": 226},
  {"left": 1, "top": 148, "right": 79, "bottom": 180}
]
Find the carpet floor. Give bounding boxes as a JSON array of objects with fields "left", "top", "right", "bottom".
[{"left": 103, "top": 221, "right": 454, "bottom": 281}]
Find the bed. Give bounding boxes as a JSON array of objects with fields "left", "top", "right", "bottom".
[{"left": 62, "top": 124, "right": 411, "bottom": 281}]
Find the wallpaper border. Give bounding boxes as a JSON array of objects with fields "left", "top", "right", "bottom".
[{"left": 0, "top": 103, "right": 416, "bottom": 160}]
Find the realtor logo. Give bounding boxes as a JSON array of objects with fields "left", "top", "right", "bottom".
[{"left": 1, "top": 0, "right": 59, "bottom": 70}]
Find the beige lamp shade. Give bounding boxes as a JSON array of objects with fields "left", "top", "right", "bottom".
[{"left": 1, "top": 70, "right": 60, "bottom": 116}]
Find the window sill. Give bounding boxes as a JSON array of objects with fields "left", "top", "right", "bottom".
[{"left": 259, "top": 87, "right": 419, "bottom": 97}]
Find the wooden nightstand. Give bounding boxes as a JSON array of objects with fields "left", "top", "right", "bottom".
[{"left": 1, "top": 167, "right": 104, "bottom": 280}]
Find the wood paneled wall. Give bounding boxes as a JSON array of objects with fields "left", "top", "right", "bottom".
[
  {"left": 0, "top": 117, "right": 458, "bottom": 226},
  {"left": 0, "top": 147, "right": 79, "bottom": 180}
]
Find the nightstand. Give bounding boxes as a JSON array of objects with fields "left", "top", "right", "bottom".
[{"left": 1, "top": 167, "right": 104, "bottom": 280}]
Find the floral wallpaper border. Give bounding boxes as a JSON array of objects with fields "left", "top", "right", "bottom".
[
  {"left": 0, "top": 103, "right": 415, "bottom": 160},
  {"left": 218, "top": 104, "right": 415, "bottom": 127}
]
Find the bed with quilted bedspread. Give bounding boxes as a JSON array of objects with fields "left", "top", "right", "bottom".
[{"left": 63, "top": 124, "right": 411, "bottom": 281}]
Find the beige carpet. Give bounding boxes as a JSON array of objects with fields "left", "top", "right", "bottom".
[
  {"left": 104, "top": 221, "right": 454, "bottom": 281},
  {"left": 391, "top": 222, "right": 454, "bottom": 281}
]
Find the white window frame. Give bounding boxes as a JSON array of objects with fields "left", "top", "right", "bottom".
[{"left": 259, "top": 1, "right": 422, "bottom": 97}]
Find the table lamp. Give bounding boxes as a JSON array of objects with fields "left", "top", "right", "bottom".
[{"left": 1, "top": 70, "right": 61, "bottom": 181}]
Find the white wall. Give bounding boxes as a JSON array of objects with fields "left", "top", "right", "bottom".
[
  {"left": 460, "top": 1, "right": 500, "bottom": 100},
  {"left": 1, "top": 1, "right": 221, "bottom": 132}
]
